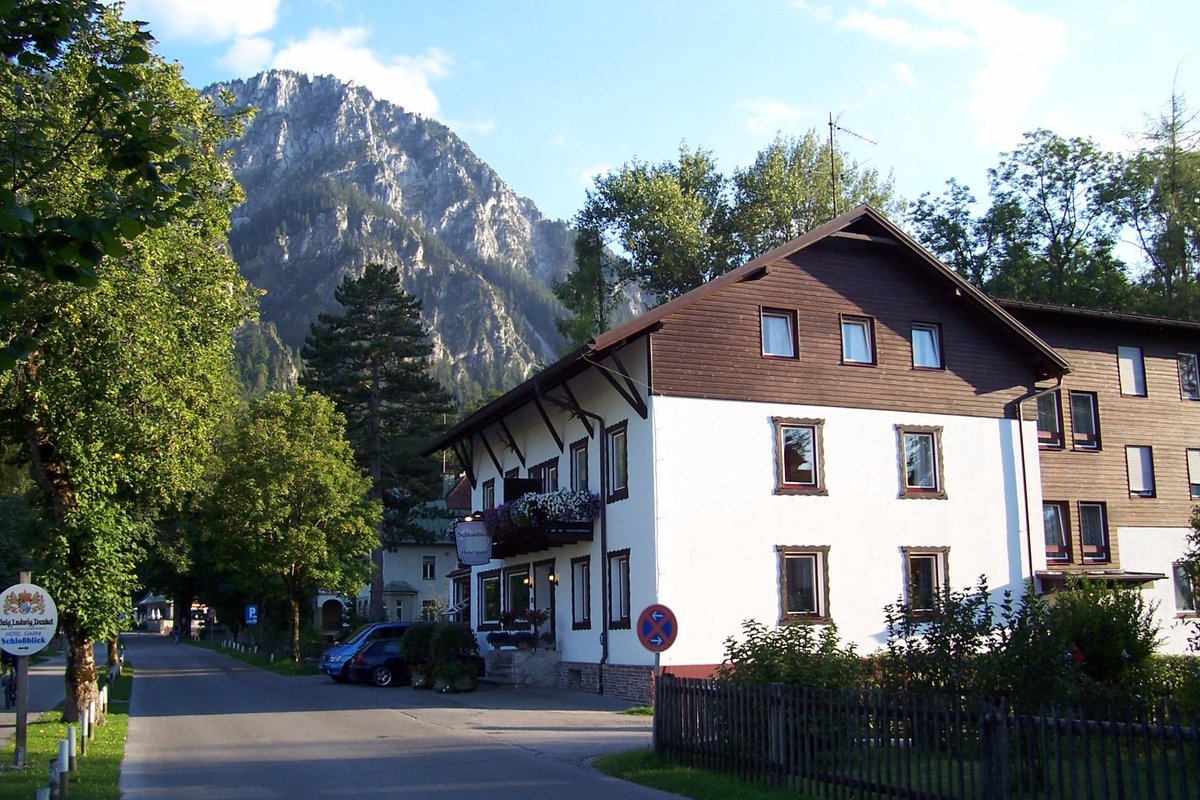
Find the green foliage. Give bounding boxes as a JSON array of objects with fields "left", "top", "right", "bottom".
[
  {"left": 202, "top": 389, "right": 379, "bottom": 662},
  {"left": 1047, "top": 577, "right": 1162, "bottom": 689},
  {"left": 0, "top": 3, "right": 251, "bottom": 368},
  {"left": 401, "top": 621, "right": 437, "bottom": 664},
  {"left": 301, "top": 263, "right": 454, "bottom": 548},
  {"left": 553, "top": 225, "right": 628, "bottom": 350},
  {"left": 717, "top": 619, "right": 864, "bottom": 689},
  {"left": 429, "top": 621, "right": 480, "bottom": 681}
]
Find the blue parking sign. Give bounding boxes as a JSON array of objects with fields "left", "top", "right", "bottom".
[{"left": 245, "top": 604, "right": 258, "bottom": 625}]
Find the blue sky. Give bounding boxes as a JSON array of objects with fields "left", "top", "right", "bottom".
[{"left": 121, "top": 0, "right": 1198, "bottom": 228}]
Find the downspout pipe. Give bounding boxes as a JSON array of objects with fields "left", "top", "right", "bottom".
[{"left": 1013, "top": 378, "right": 1063, "bottom": 590}]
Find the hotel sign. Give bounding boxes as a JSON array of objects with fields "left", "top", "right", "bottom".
[
  {"left": 454, "top": 520, "right": 493, "bottom": 566},
  {"left": 0, "top": 582, "right": 59, "bottom": 656}
]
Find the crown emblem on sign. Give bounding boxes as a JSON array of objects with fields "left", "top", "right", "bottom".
[{"left": 3, "top": 589, "right": 46, "bottom": 615}]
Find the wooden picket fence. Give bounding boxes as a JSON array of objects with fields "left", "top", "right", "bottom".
[{"left": 653, "top": 675, "right": 1200, "bottom": 800}]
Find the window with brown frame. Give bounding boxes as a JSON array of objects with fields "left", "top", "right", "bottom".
[
  {"left": 482, "top": 478, "right": 495, "bottom": 510},
  {"left": 902, "top": 546, "right": 949, "bottom": 613},
  {"left": 772, "top": 416, "right": 826, "bottom": 495},
  {"left": 1079, "top": 502, "right": 1109, "bottom": 562},
  {"left": 570, "top": 438, "right": 589, "bottom": 492},
  {"left": 571, "top": 555, "right": 591, "bottom": 629},
  {"left": 1070, "top": 391, "right": 1101, "bottom": 450},
  {"left": 1117, "top": 346, "right": 1147, "bottom": 397},
  {"left": 777, "top": 545, "right": 830, "bottom": 622},
  {"left": 1036, "top": 392, "right": 1063, "bottom": 449},
  {"left": 1043, "top": 502, "right": 1071, "bottom": 563},
  {"left": 910, "top": 322, "right": 944, "bottom": 369},
  {"left": 606, "top": 421, "right": 629, "bottom": 503},
  {"left": 841, "top": 315, "right": 876, "bottom": 365},
  {"left": 607, "top": 549, "right": 631, "bottom": 628},
  {"left": 1125, "top": 445, "right": 1156, "bottom": 498},
  {"left": 896, "top": 425, "right": 946, "bottom": 498},
  {"left": 761, "top": 308, "right": 798, "bottom": 359},
  {"left": 478, "top": 570, "right": 501, "bottom": 628},
  {"left": 529, "top": 457, "right": 559, "bottom": 492}
]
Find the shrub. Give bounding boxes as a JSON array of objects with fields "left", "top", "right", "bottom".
[
  {"left": 485, "top": 630, "right": 511, "bottom": 648},
  {"left": 400, "top": 622, "right": 437, "bottom": 666},
  {"left": 429, "top": 622, "right": 480, "bottom": 679},
  {"left": 717, "top": 619, "right": 863, "bottom": 689},
  {"left": 1047, "top": 577, "right": 1161, "bottom": 690}
]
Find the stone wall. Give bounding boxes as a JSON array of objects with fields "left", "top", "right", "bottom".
[{"left": 558, "top": 661, "right": 655, "bottom": 704}]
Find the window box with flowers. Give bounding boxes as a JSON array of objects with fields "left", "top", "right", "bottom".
[{"left": 482, "top": 489, "right": 600, "bottom": 557}]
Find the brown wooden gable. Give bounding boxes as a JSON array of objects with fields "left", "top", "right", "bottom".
[{"left": 422, "top": 205, "right": 1068, "bottom": 459}]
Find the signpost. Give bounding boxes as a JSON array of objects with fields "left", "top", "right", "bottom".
[{"left": 1, "top": 572, "right": 59, "bottom": 767}]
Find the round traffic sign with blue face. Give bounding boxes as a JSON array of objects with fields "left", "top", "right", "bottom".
[{"left": 637, "top": 604, "right": 677, "bottom": 653}]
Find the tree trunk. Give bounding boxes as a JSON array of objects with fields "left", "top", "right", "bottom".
[
  {"left": 63, "top": 625, "right": 100, "bottom": 724},
  {"left": 290, "top": 596, "right": 301, "bottom": 664},
  {"left": 106, "top": 639, "right": 119, "bottom": 669}
]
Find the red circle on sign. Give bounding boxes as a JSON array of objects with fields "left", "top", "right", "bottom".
[{"left": 637, "top": 604, "right": 677, "bottom": 653}]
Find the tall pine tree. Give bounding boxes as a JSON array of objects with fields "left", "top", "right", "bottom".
[{"left": 301, "top": 264, "right": 453, "bottom": 619}]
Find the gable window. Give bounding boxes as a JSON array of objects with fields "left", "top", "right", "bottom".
[
  {"left": 1036, "top": 392, "right": 1063, "bottom": 448},
  {"left": 902, "top": 547, "right": 949, "bottom": 613},
  {"left": 777, "top": 545, "right": 830, "bottom": 622},
  {"left": 1070, "top": 391, "right": 1101, "bottom": 450},
  {"left": 841, "top": 316, "right": 875, "bottom": 365},
  {"left": 772, "top": 417, "right": 826, "bottom": 495},
  {"left": 1126, "top": 445, "right": 1156, "bottom": 498},
  {"left": 421, "top": 556, "right": 436, "bottom": 581},
  {"left": 529, "top": 458, "right": 559, "bottom": 492},
  {"left": 1188, "top": 449, "right": 1200, "bottom": 499},
  {"left": 897, "top": 425, "right": 945, "bottom": 498},
  {"left": 1079, "top": 502, "right": 1109, "bottom": 562},
  {"left": 608, "top": 549, "right": 631, "bottom": 628},
  {"left": 1117, "top": 346, "right": 1147, "bottom": 397},
  {"left": 482, "top": 478, "right": 496, "bottom": 510},
  {"left": 479, "top": 570, "right": 501, "bottom": 627},
  {"left": 1173, "top": 563, "right": 1196, "bottom": 613},
  {"left": 911, "top": 323, "right": 943, "bottom": 369},
  {"left": 571, "top": 556, "right": 591, "bottom": 629},
  {"left": 1179, "top": 353, "right": 1200, "bottom": 400},
  {"left": 570, "top": 438, "right": 589, "bottom": 492},
  {"left": 606, "top": 421, "right": 629, "bottom": 503},
  {"left": 761, "top": 308, "right": 797, "bottom": 358},
  {"left": 1043, "top": 502, "right": 1071, "bottom": 563}
]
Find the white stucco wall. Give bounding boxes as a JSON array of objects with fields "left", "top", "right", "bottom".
[
  {"left": 1117, "top": 526, "right": 1198, "bottom": 654},
  {"left": 650, "top": 395, "right": 1044, "bottom": 667}
]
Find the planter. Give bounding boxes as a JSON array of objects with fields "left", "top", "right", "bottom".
[
  {"left": 410, "top": 669, "right": 432, "bottom": 689},
  {"left": 433, "top": 673, "right": 477, "bottom": 693}
]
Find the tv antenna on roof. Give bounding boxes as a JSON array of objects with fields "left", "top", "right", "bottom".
[{"left": 828, "top": 112, "right": 877, "bottom": 217}]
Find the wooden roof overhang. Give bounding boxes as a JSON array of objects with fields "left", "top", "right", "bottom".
[
  {"left": 422, "top": 205, "right": 1071, "bottom": 481},
  {"left": 999, "top": 299, "right": 1200, "bottom": 335}
]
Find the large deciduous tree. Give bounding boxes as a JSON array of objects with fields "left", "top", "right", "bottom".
[
  {"left": 560, "top": 132, "right": 898, "bottom": 338},
  {"left": 301, "top": 264, "right": 453, "bottom": 619},
  {"left": 203, "top": 390, "right": 379, "bottom": 663},
  {"left": 0, "top": 8, "right": 252, "bottom": 720},
  {"left": 1, "top": 1, "right": 224, "bottom": 368}
]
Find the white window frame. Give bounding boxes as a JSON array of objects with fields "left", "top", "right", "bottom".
[
  {"left": 1179, "top": 353, "right": 1200, "bottom": 400},
  {"left": 570, "top": 438, "right": 589, "bottom": 492},
  {"left": 1173, "top": 562, "right": 1196, "bottom": 613},
  {"left": 606, "top": 421, "right": 629, "bottom": 503},
  {"left": 1070, "top": 391, "right": 1101, "bottom": 450},
  {"left": 1125, "top": 445, "right": 1156, "bottom": 498},
  {"left": 911, "top": 322, "right": 943, "bottom": 369},
  {"left": 421, "top": 555, "right": 436, "bottom": 581},
  {"left": 777, "top": 545, "right": 831, "bottom": 622},
  {"left": 607, "top": 549, "right": 631, "bottom": 628},
  {"left": 571, "top": 556, "right": 591, "bottom": 629},
  {"left": 1042, "top": 502, "right": 1071, "bottom": 563},
  {"left": 1188, "top": 448, "right": 1200, "bottom": 499},
  {"left": 1117, "top": 346, "right": 1147, "bottom": 397},
  {"left": 840, "top": 315, "right": 875, "bottom": 365},
  {"left": 479, "top": 570, "right": 501, "bottom": 627},
  {"left": 1079, "top": 502, "right": 1109, "bottom": 562},
  {"left": 761, "top": 308, "right": 797, "bottom": 358},
  {"left": 1036, "top": 391, "right": 1063, "bottom": 448}
]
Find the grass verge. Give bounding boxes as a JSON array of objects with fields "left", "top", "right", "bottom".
[
  {"left": 184, "top": 638, "right": 319, "bottom": 676},
  {"left": 594, "top": 749, "right": 818, "bottom": 800},
  {"left": 0, "top": 666, "right": 132, "bottom": 800}
]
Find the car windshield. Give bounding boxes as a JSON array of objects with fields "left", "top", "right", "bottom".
[{"left": 337, "top": 624, "right": 373, "bottom": 644}]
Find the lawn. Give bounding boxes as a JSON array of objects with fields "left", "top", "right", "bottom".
[
  {"left": 0, "top": 666, "right": 132, "bottom": 800},
  {"left": 595, "top": 748, "right": 820, "bottom": 800}
]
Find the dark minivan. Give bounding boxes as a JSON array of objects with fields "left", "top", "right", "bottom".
[{"left": 318, "top": 621, "right": 411, "bottom": 682}]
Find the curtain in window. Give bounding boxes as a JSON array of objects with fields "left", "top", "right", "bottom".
[
  {"left": 1043, "top": 505, "right": 1066, "bottom": 548},
  {"left": 842, "top": 321, "right": 871, "bottom": 362},
  {"left": 762, "top": 314, "right": 794, "bottom": 357},
  {"left": 1180, "top": 354, "right": 1200, "bottom": 399},
  {"left": 1080, "top": 505, "right": 1105, "bottom": 547},
  {"left": 912, "top": 327, "right": 940, "bottom": 367}
]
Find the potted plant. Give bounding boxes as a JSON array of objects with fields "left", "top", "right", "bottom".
[
  {"left": 485, "top": 630, "right": 512, "bottom": 649},
  {"left": 498, "top": 609, "right": 521, "bottom": 630},
  {"left": 401, "top": 622, "right": 436, "bottom": 689},
  {"left": 524, "top": 608, "right": 549, "bottom": 650},
  {"left": 510, "top": 631, "right": 536, "bottom": 650}
]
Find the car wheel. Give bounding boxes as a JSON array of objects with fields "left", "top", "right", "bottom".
[{"left": 371, "top": 666, "right": 393, "bottom": 687}]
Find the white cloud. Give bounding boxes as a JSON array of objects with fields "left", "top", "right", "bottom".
[
  {"left": 578, "top": 162, "right": 613, "bottom": 186},
  {"left": 737, "top": 97, "right": 806, "bottom": 138},
  {"left": 836, "top": 1, "right": 1068, "bottom": 149},
  {"left": 123, "top": 0, "right": 280, "bottom": 43},
  {"left": 220, "top": 37, "right": 275, "bottom": 76},
  {"left": 271, "top": 28, "right": 450, "bottom": 117},
  {"left": 892, "top": 62, "right": 917, "bottom": 88},
  {"left": 446, "top": 118, "right": 497, "bottom": 136}
]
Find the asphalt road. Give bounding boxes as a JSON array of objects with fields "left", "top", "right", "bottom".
[{"left": 120, "top": 633, "right": 675, "bottom": 799}]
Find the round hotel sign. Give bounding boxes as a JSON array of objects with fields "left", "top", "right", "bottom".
[{"left": 0, "top": 582, "right": 59, "bottom": 656}]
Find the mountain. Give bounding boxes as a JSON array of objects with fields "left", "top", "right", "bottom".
[{"left": 206, "top": 70, "right": 576, "bottom": 408}]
